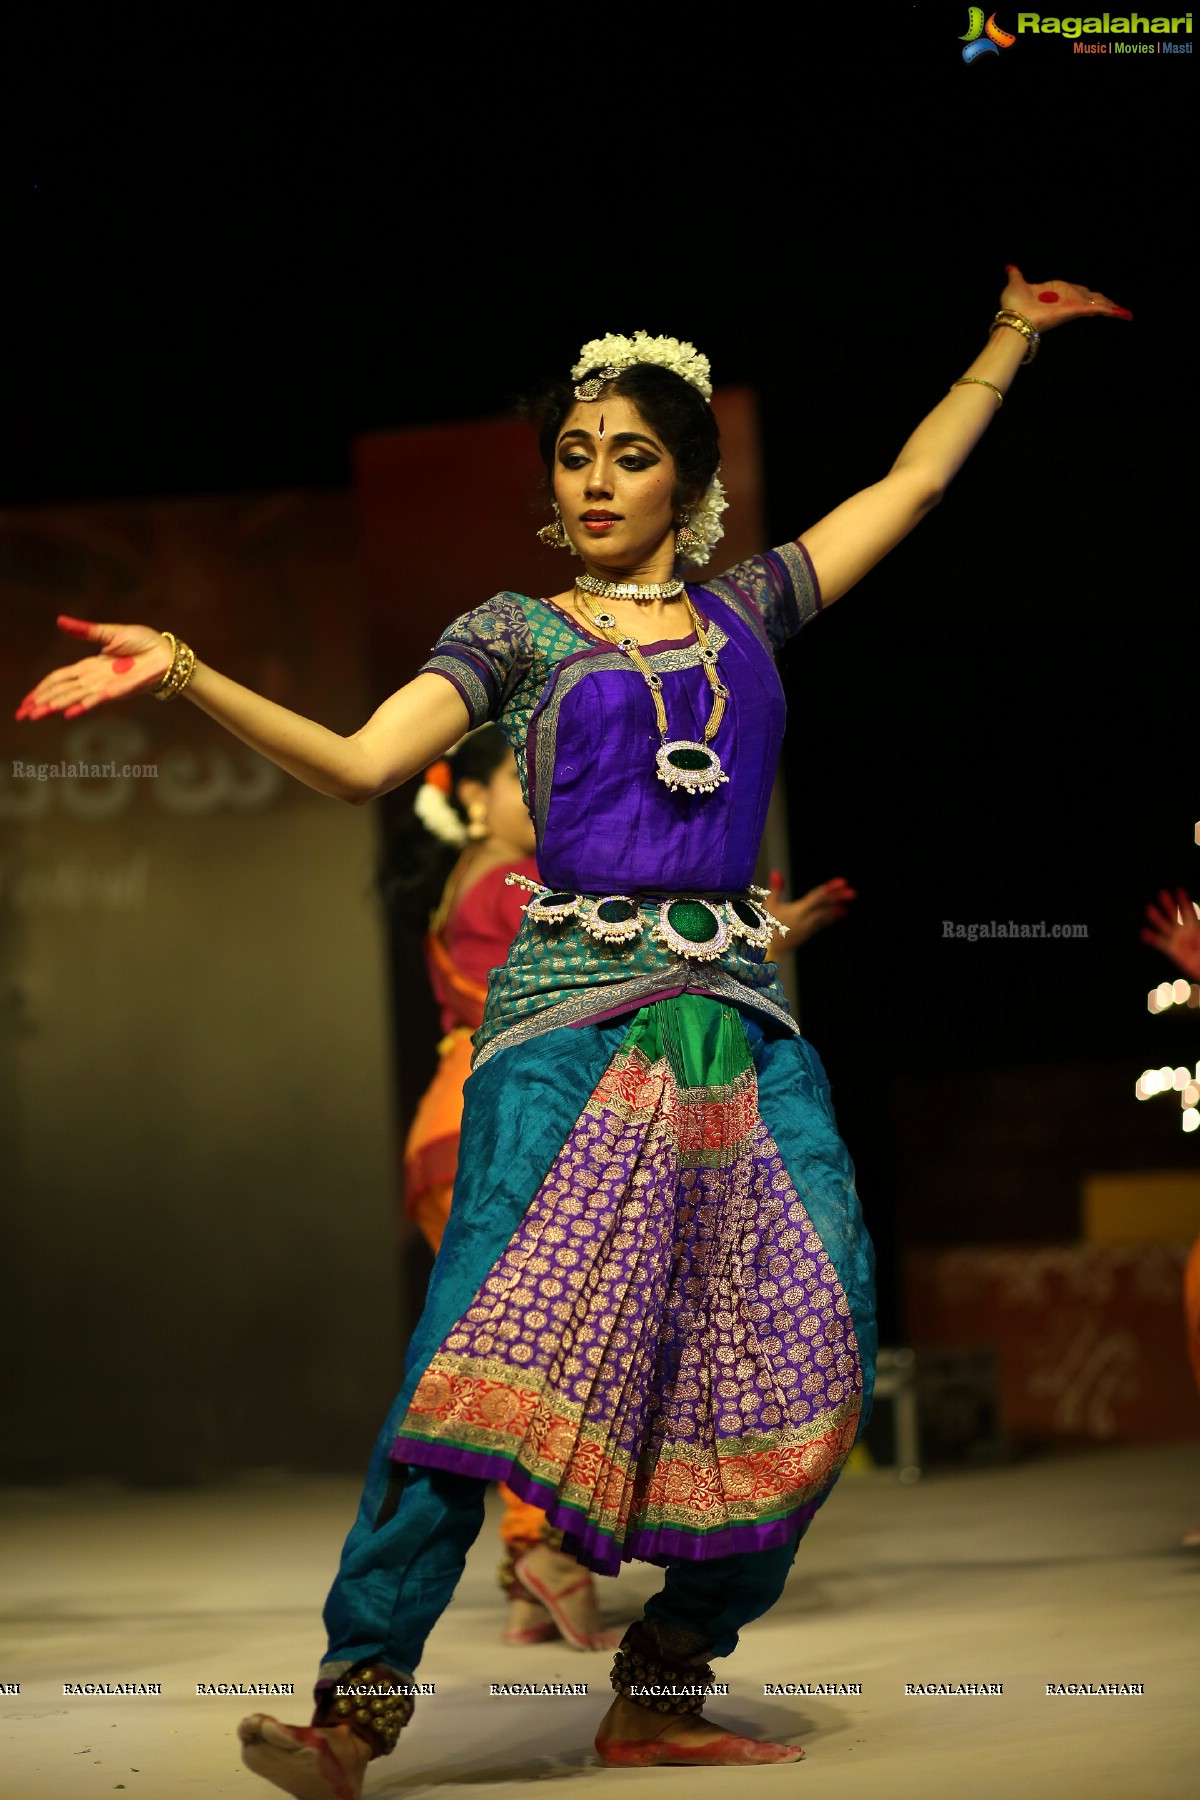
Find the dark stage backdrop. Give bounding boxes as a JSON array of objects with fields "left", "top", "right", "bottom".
[{"left": 0, "top": 497, "right": 401, "bottom": 1482}]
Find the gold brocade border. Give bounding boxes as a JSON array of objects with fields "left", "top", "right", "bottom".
[
  {"left": 473, "top": 968, "right": 800, "bottom": 1070},
  {"left": 423, "top": 653, "right": 491, "bottom": 728},
  {"left": 400, "top": 1356, "right": 861, "bottom": 1538},
  {"left": 585, "top": 1049, "right": 760, "bottom": 1168},
  {"left": 695, "top": 580, "right": 769, "bottom": 654}
]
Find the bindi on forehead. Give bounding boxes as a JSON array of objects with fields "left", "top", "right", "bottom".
[{"left": 598, "top": 414, "right": 605, "bottom": 439}]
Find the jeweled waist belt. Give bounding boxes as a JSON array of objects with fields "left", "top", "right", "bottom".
[{"left": 505, "top": 871, "right": 785, "bottom": 963}]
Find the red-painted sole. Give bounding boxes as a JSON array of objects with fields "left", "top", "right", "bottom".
[{"left": 595, "top": 1732, "right": 805, "bottom": 1767}]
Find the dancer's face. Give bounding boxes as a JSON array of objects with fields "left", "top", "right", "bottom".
[{"left": 553, "top": 396, "right": 680, "bottom": 571}]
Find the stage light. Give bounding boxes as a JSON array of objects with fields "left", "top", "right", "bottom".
[
  {"left": 1183, "top": 1084, "right": 1200, "bottom": 1108},
  {"left": 1174, "top": 979, "right": 1191, "bottom": 1004},
  {"left": 1183, "top": 1108, "right": 1199, "bottom": 1133}
]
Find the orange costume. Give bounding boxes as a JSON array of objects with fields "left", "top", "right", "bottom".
[{"left": 402, "top": 852, "right": 546, "bottom": 1551}]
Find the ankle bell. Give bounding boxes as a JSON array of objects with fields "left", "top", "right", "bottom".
[
  {"left": 312, "top": 1660, "right": 415, "bottom": 1759},
  {"left": 609, "top": 1624, "right": 716, "bottom": 1717}
]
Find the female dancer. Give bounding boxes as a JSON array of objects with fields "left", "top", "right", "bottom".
[
  {"left": 17, "top": 268, "right": 1131, "bottom": 1794},
  {"left": 394, "top": 731, "right": 854, "bottom": 1650}
]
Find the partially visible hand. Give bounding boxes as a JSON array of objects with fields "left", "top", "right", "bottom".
[
  {"left": 1000, "top": 264, "right": 1133, "bottom": 333},
  {"left": 1142, "top": 887, "right": 1200, "bottom": 983},
  {"left": 15, "top": 615, "right": 173, "bottom": 720},
  {"left": 766, "top": 875, "right": 857, "bottom": 955}
]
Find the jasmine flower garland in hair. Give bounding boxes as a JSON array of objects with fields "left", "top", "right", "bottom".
[
  {"left": 680, "top": 475, "right": 728, "bottom": 568},
  {"left": 571, "top": 332, "right": 713, "bottom": 400}
]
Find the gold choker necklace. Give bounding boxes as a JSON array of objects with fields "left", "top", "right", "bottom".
[{"left": 575, "top": 572, "right": 685, "bottom": 602}]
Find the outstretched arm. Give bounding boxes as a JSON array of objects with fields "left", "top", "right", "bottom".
[
  {"left": 16, "top": 615, "right": 470, "bottom": 804},
  {"left": 800, "top": 266, "right": 1133, "bottom": 606}
]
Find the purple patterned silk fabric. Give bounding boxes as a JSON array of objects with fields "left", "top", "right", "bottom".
[{"left": 392, "top": 1032, "right": 863, "bottom": 1574}]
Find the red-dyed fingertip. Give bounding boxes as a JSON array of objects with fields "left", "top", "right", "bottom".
[
  {"left": 768, "top": 869, "right": 785, "bottom": 892},
  {"left": 63, "top": 704, "right": 84, "bottom": 718},
  {"left": 57, "top": 614, "right": 95, "bottom": 637},
  {"left": 1112, "top": 307, "right": 1134, "bottom": 321}
]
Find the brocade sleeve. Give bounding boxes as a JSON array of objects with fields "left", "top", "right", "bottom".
[
  {"left": 418, "top": 593, "right": 534, "bottom": 728},
  {"left": 705, "top": 541, "right": 822, "bottom": 653}
]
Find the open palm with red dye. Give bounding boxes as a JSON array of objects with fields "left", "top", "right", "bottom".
[
  {"left": 1143, "top": 887, "right": 1200, "bottom": 984},
  {"left": 767, "top": 876, "right": 858, "bottom": 953},
  {"left": 1000, "top": 264, "right": 1133, "bottom": 333},
  {"left": 15, "top": 615, "right": 173, "bottom": 721}
]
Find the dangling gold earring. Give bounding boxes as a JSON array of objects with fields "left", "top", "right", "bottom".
[
  {"left": 466, "top": 799, "right": 489, "bottom": 841},
  {"left": 675, "top": 510, "right": 701, "bottom": 554},
  {"left": 537, "top": 500, "right": 571, "bottom": 549}
]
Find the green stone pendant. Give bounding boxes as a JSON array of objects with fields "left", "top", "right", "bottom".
[
  {"left": 580, "top": 895, "right": 643, "bottom": 946},
  {"left": 524, "top": 890, "right": 583, "bottom": 926},
  {"left": 725, "top": 897, "right": 776, "bottom": 951},
  {"left": 655, "top": 739, "right": 729, "bottom": 797},
  {"left": 650, "top": 897, "right": 731, "bottom": 962}
]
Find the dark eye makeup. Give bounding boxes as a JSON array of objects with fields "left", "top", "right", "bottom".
[{"left": 556, "top": 449, "right": 660, "bottom": 471}]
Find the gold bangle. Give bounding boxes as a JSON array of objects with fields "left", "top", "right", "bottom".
[
  {"left": 153, "top": 630, "right": 197, "bottom": 701},
  {"left": 990, "top": 308, "right": 1040, "bottom": 365},
  {"left": 951, "top": 376, "right": 1004, "bottom": 407}
]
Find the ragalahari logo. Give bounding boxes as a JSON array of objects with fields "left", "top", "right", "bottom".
[{"left": 960, "top": 8, "right": 1016, "bottom": 60}]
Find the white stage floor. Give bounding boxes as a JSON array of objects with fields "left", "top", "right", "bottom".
[{"left": 2, "top": 1443, "right": 1197, "bottom": 1799}]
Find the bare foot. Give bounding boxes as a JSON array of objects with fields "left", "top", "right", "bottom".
[
  {"left": 239, "top": 1714, "right": 371, "bottom": 1800},
  {"left": 594, "top": 1694, "right": 804, "bottom": 1766},
  {"left": 513, "top": 1543, "right": 622, "bottom": 1650},
  {"left": 503, "top": 1593, "right": 560, "bottom": 1644}
]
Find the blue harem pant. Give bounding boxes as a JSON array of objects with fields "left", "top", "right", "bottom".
[
  {"left": 320, "top": 1463, "right": 820, "bottom": 1679},
  {"left": 319, "top": 1003, "right": 875, "bottom": 1682}
]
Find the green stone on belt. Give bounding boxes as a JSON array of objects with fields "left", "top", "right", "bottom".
[
  {"left": 667, "top": 900, "right": 720, "bottom": 944},
  {"left": 597, "top": 899, "right": 637, "bottom": 924},
  {"left": 666, "top": 748, "right": 713, "bottom": 771}
]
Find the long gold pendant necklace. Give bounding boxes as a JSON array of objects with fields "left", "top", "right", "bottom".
[{"left": 574, "top": 574, "right": 730, "bottom": 797}]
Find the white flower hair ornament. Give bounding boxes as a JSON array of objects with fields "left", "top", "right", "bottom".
[
  {"left": 570, "top": 331, "right": 727, "bottom": 567},
  {"left": 678, "top": 475, "right": 728, "bottom": 569},
  {"left": 571, "top": 331, "right": 713, "bottom": 401},
  {"left": 413, "top": 760, "right": 468, "bottom": 847}
]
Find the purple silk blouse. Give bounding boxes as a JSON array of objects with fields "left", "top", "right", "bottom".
[{"left": 421, "top": 542, "right": 821, "bottom": 897}]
